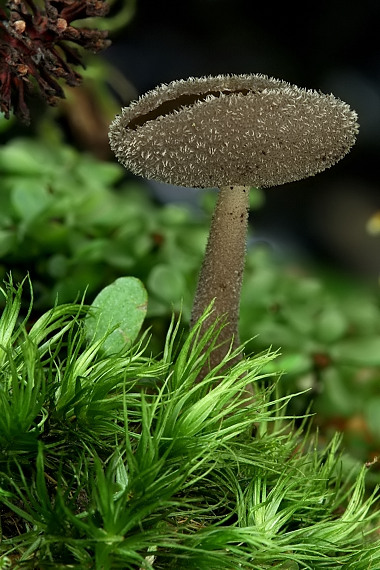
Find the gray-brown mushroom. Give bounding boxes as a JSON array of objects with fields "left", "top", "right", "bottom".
[{"left": 109, "top": 73, "right": 359, "bottom": 377}]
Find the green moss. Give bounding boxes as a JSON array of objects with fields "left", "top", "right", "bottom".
[{"left": 0, "top": 279, "right": 379, "bottom": 568}]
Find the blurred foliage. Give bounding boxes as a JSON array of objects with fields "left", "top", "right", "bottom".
[
  {"left": 241, "top": 248, "right": 380, "bottom": 464},
  {"left": 1, "top": 132, "right": 380, "bottom": 469},
  {"left": 0, "top": 136, "right": 206, "bottom": 318}
]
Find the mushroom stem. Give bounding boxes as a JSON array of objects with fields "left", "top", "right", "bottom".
[{"left": 190, "top": 185, "right": 250, "bottom": 372}]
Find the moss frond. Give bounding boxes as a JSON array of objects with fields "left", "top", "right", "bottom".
[{"left": 0, "top": 279, "right": 379, "bottom": 568}]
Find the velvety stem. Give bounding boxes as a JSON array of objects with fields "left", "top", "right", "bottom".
[{"left": 190, "top": 185, "right": 250, "bottom": 373}]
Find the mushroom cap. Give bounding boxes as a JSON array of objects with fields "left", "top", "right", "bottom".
[{"left": 109, "top": 74, "right": 359, "bottom": 189}]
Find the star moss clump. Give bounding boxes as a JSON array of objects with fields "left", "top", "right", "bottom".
[{"left": 0, "top": 279, "right": 379, "bottom": 568}]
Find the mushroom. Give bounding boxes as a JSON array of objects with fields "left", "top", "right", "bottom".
[{"left": 109, "top": 74, "right": 358, "bottom": 377}]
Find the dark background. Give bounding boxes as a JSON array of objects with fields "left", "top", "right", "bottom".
[{"left": 105, "top": 0, "right": 380, "bottom": 279}]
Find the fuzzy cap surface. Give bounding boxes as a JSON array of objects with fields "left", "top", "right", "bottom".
[{"left": 109, "top": 74, "right": 359, "bottom": 189}]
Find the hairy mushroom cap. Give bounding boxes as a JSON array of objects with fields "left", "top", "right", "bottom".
[{"left": 109, "top": 74, "right": 359, "bottom": 189}]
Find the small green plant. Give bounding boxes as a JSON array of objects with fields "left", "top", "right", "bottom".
[
  {"left": 241, "top": 248, "right": 380, "bottom": 464},
  {"left": 0, "top": 278, "right": 379, "bottom": 568},
  {"left": 0, "top": 137, "right": 206, "bottom": 317}
]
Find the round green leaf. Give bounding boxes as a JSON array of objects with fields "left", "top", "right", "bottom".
[
  {"left": 0, "top": 229, "right": 17, "bottom": 256},
  {"left": 85, "top": 277, "right": 147, "bottom": 354},
  {"left": 331, "top": 337, "right": 380, "bottom": 366},
  {"left": 315, "top": 367, "right": 357, "bottom": 417},
  {"left": 365, "top": 397, "right": 380, "bottom": 438},
  {"left": 315, "top": 307, "right": 347, "bottom": 343},
  {"left": 147, "top": 264, "right": 185, "bottom": 304},
  {"left": 0, "top": 140, "right": 48, "bottom": 174},
  {"left": 11, "top": 182, "right": 52, "bottom": 223}
]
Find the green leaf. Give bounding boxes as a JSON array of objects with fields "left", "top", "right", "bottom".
[
  {"left": 46, "top": 254, "right": 69, "bottom": 278},
  {"left": 315, "top": 367, "right": 357, "bottom": 416},
  {"left": 76, "top": 157, "right": 124, "bottom": 187},
  {"left": 0, "top": 140, "right": 48, "bottom": 175},
  {"left": 0, "top": 229, "right": 17, "bottom": 256},
  {"left": 331, "top": 337, "right": 380, "bottom": 366},
  {"left": 265, "top": 352, "right": 311, "bottom": 376},
  {"left": 314, "top": 307, "right": 347, "bottom": 343},
  {"left": 364, "top": 397, "right": 380, "bottom": 437},
  {"left": 147, "top": 264, "right": 185, "bottom": 304},
  {"left": 0, "top": 280, "right": 23, "bottom": 365},
  {"left": 85, "top": 277, "right": 147, "bottom": 354},
  {"left": 11, "top": 182, "right": 52, "bottom": 223}
]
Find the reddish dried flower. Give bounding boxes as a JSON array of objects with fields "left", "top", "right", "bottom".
[{"left": 0, "top": 0, "right": 111, "bottom": 123}]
